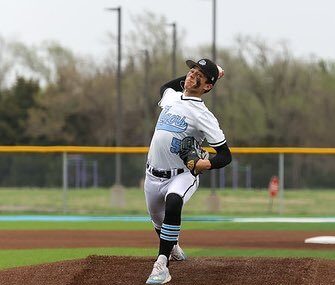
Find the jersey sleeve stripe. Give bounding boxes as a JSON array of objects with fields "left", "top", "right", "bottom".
[{"left": 208, "top": 139, "right": 226, "bottom": 147}]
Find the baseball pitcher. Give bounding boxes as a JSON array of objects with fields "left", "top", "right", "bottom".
[{"left": 145, "top": 58, "right": 232, "bottom": 284}]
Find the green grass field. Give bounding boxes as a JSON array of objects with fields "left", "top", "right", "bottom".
[
  {"left": 0, "top": 221, "right": 334, "bottom": 270},
  {"left": 0, "top": 188, "right": 334, "bottom": 270},
  {"left": 1, "top": 187, "right": 335, "bottom": 216}
]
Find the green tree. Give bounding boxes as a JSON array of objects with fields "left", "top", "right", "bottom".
[{"left": 0, "top": 77, "right": 39, "bottom": 144}]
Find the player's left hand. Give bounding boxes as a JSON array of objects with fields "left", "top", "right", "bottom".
[{"left": 179, "top": 137, "right": 204, "bottom": 176}]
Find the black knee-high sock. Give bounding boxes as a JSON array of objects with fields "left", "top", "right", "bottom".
[{"left": 159, "top": 193, "right": 183, "bottom": 262}]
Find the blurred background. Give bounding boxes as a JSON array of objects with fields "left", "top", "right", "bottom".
[{"left": 0, "top": 0, "right": 334, "bottom": 216}]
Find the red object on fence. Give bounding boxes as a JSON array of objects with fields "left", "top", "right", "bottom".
[{"left": 268, "top": 176, "right": 279, "bottom": 197}]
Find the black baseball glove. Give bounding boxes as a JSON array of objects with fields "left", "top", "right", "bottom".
[{"left": 178, "top": 137, "right": 208, "bottom": 176}]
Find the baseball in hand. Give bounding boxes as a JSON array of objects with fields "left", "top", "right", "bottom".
[{"left": 217, "top": 65, "right": 224, "bottom": 79}]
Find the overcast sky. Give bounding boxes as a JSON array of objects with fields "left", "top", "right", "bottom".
[{"left": 0, "top": 0, "right": 334, "bottom": 61}]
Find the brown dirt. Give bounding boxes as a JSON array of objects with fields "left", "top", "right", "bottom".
[
  {"left": 0, "top": 255, "right": 335, "bottom": 285},
  {"left": 0, "top": 230, "right": 335, "bottom": 284},
  {"left": 0, "top": 230, "right": 334, "bottom": 250}
]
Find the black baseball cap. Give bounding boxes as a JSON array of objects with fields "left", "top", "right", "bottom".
[{"left": 186, "top": 58, "right": 219, "bottom": 85}]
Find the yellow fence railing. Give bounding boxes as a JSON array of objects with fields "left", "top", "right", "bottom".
[{"left": 0, "top": 146, "right": 335, "bottom": 154}]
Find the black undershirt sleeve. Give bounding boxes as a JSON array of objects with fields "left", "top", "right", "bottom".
[
  {"left": 160, "top": 76, "right": 186, "bottom": 97},
  {"left": 209, "top": 143, "right": 232, "bottom": 169}
]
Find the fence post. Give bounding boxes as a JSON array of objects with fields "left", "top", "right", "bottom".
[
  {"left": 232, "top": 159, "right": 238, "bottom": 190},
  {"left": 93, "top": 160, "right": 98, "bottom": 188},
  {"left": 279, "top": 153, "right": 285, "bottom": 214},
  {"left": 246, "top": 165, "right": 251, "bottom": 189},
  {"left": 62, "top": 152, "right": 68, "bottom": 213},
  {"left": 210, "top": 170, "right": 217, "bottom": 192},
  {"left": 219, "top": 167, "right": 225, "bottom": 189}
]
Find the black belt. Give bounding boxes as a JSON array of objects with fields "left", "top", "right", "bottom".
[{"left": 146, "top": 164, "right": 184, "bottom": 179}]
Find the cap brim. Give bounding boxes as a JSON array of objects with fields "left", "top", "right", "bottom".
[
  {"left": 186, "top": 60, "right": 198, "bottom": 69},
  {"left": 185, "top": 60, "right": 212, "bottom": 83}
]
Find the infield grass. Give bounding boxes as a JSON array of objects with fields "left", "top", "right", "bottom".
[
  {"left": 0, "top": 221, "right": 334, "bottom": 270},
  {"left": 0, "top": 247, "right": 334, "bottom": 270},
  {"left": 1, "top": 188, "right": 334, "bottom": 270}
]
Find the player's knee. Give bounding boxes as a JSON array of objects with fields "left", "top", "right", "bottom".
[
  {"left": 166, "top": 193, "right": 183, "bottom": 213},
  {"left": 150, "top": 210, "right": 165, "bottom": 229},
  {"left": 164, "top": 193, "right": 183, "bottom": 224}
]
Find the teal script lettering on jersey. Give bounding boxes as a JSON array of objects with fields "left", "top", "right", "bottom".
[
  {"left": 156, "top": 106, "right": 188, "bottom": 133},
  {"left": 170, "top": 137, "right": 181, "bottom": 154}
]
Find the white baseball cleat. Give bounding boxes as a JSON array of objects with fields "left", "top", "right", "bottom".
[
  {"left": 146, "top": 255, "right": 171, "bottom": 284},
  {"left": 169, "top": 244, "right": 187, "bottom": 261}
]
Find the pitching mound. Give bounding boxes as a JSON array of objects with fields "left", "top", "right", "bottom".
[{"left": 0, "top": 255, "right": 334, "bottom": 285}]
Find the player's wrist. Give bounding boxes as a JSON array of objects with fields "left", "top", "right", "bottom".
[
  {"left": 217, "top": 65, "right": 224, "bottom": 79},
  {"left": 195, "top": 159, "right": 211, "bottom": 171}
]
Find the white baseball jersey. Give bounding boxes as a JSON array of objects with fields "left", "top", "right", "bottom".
[
  {"left": 145, "top": 87, "right": 226, "bottom": 229},
  {"left": 147, "top": 88, "right": 226, "bottom": 170}
]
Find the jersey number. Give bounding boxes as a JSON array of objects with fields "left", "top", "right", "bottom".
[{"left": 170, "top": 137, "right": 181, "bottom": 154}]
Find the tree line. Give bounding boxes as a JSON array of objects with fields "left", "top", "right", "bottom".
[{"left": 1, "top": 12, "right": 335, "bottom": 188}]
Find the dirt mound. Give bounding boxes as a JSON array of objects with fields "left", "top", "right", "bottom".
[{"left": 0, "top": 256, "right": 334, "bottom": 285}]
